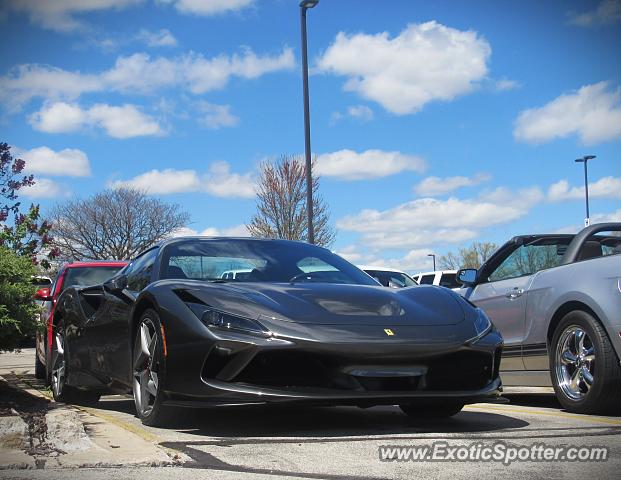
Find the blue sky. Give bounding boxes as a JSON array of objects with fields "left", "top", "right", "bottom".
[{"left": 1, "top": 0, "right": 620, "bottom": 272}]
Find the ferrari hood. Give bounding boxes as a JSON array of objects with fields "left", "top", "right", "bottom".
[{"left": 181, "top": 282, "right": 466, "bottom": 326}]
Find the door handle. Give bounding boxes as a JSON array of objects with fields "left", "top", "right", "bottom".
[{"left": 505, "top": 288, "right": 524, "bottom": 299}]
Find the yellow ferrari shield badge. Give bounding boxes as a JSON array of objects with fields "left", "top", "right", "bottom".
[{"left": 384, "top": 328, "right": 394, "bottom": 336}]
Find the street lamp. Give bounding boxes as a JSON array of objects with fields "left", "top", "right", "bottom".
[
  {"left": 428, "top": 254, "right": 436, "bottom": 271},
  {"left": 300, "top": 0, "right": 318, "bottom": 244},
  {"left": 574, "top": 155, "right": 596, "bottom": 227}
]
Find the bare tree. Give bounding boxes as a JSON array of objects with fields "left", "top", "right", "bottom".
[
  {"left": 49, "top": 188, "right": 190, "bottom": 260},
  {"left": 438, "top": 241, "right": 498, "bottom": 270},
  {"left": 247, "top": 155, "right": 335, "bottom": 247}
]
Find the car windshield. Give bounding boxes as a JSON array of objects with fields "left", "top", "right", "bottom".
[
  {"left": 162, "top": 239, "right": 379, "bottom": 286},
  {"left": 62, "top": 266, "right": 125, "bottom": 292},
  {"left": 363, "top": 270, "right": 416, "bottom": 287}
]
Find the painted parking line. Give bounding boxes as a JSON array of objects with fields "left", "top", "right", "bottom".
[{"left": 465, "top": 403, "right": 621, "bottom": 426}]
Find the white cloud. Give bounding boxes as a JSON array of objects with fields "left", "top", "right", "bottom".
[
  {"left": 555, "top": 209, "right": 621, "bottom": 233},
  {"left": 337, "top": 193, "right": 537, "bottom": 250},
  {"left": 136, "top": 28, "right": 178, "bottom": 47},
  {"left": 347, "top": 105, "right": 374, "bottom": 121},
  {"left": 0, "top": 48, "right": 295, "bottom": 111},
  {"left": 494, "top": 78, "right": 521, "bottom": 91},
  {"left": 18, "top": 146, "right": 91, "bottom": 177},
  {"left": 414, "top": 173, "right": 491, "bottom": 196},
  {"left": 567, "top": 0, "right": 621, "bottom": 27},
  {"left": 204, "top": 161, "right": 255, "bottom": 198},
  {"left": 29, "top": 102, "right": 164, "bottom": 138},
  {"left": 110, "top": 169, "right": 201, "bottom": 194},
  {"left": 514, "top": 82, "right": 621, "bottom": 145},
  {"left": 172, "top": 224, "right": 249, "bottom": 237},
  {"left": 110, "top": 162, "right": 255, "bottom": 198},
  {"left": 316, "top": 149, "right": 426, "bottom": 181},
  {"left": 548, "top": 176, "right": 621, "bottom": 201},
  {"left": 335, "top": 246, "right": 433, "bottom": 273},
  {"left": 160, "top": 0, "right": 254, "bottom": 16},
  {"left": 197, "top": 101, "right": 240, "bottom": 129},
  {"left": 317, "top": 21, "right": 491, "bottom": 115},
  {"left": 479, "top": 186, "right": 545, "bottom": 208},
  {"left": 330, "top": 104, "right": 374, "bottom": 125},
  {"left": 4, "top": 0, "right": 142, "bottom": 32},
  {"left": 20, "top": 178, "right": 66, "bottom": 199},
  {"left": 591, "top": 209, "right": 621, "bottom": 223}
]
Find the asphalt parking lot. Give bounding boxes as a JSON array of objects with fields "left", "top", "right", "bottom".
[{"left": 1, "top": 349, "right": 620, "bottom": 480}]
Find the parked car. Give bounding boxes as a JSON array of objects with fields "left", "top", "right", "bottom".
[
  {"left": 33, "top": 261, "right": 128, "bottom": 381},
  {"left": 50, "top": 237, "right": 503, "bottom": 426},
  {"left": 456, "top": 222, "right": 621, "bottom": 414},
  {"left": 220, "top": 269, "right": 252, "bottom": 280},
  {"left": 412, "top": 270, "right": 460, "bottom": 289},
  {"left": 358, "top": 265, "right": 417, "bottom": 288}
]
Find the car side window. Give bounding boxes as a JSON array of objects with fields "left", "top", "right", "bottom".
[
  {"left": 488, "top": 242, "right": 566, "bottom": 282},
  {"left": 419, "top": 274, "right": 435, "bottom": 285},
  {"left": 126, "top": 248, "right": 159, "bottom": 292}
]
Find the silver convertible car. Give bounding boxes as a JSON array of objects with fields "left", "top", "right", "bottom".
[{"left": 457, "top": 223, "right": 621, "bottom": 414}]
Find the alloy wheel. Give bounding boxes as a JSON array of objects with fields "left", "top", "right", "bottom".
[
  {"left": 133, "top": 319, "right": 159, "bottom": 417},
  {"left": 555, "top": 326, "right": 596, "bottom": 401}
]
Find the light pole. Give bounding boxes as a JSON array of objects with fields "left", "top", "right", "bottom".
[
  {"left": 300, "top": 0, "right": 318, "bottom": 244},
  {"left": 574, "top": 155, "right": 596, "bottom": 227},
  {"left": 428, "top": 254, "right": 436, "bottom": 271}
]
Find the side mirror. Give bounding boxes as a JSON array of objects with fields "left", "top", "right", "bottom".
[
  {"left": 456, "top": 268, "right": 478, "bottom": 286},
  {"left": 34, "top": 287, "right": 53, "bottom": 301},
  {"left": 388, "top": 280, "right": 401, "bottom": 289},
  {"left": 104, "top": 274, "right": 128, "bottom": 293}
]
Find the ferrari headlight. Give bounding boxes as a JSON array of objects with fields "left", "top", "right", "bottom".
[
  {"left": 201, "top": 310, "right": 270, "bottom": 336},
  {"left": 470, "top": 308, "right": 492, "bottom": 341}
]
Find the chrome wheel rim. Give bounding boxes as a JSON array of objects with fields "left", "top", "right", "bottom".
[
  {"left": 555, "top": 326, "right": 595, "bottom": 401},
  {"left": 133, "top": 319, "right": 159, "bottom": 417},
  {"left": 51, "top": 329, "right": 65, "bottom": 398}
]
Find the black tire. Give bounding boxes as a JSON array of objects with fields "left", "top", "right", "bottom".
[
  {"left": 34, "top": 352, "right": 46, "bottom": 380},
  {"left": 550, "top": 310, "right": 621, "bottom": 415},
  {"left": 50, "top": 320, "right": 100, "bottom": 406},
  {"left": 399, "top": 403, "right": 464, "bottom": 419},
  {"left": 132, "top": 309, "right": 175, "bottom": 427}
]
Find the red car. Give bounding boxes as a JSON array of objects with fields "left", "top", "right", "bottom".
[{"left": 34, "top": 261, "right": 128, "bottom": 382}]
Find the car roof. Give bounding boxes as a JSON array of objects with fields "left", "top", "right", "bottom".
[
  {"left": 159, "top": 236, "right": 311, "bottom": 247},
  {"left": 64, "top": 260, "right": 128, "bottom": 268},
  {"left": 412, "top": 270, "right": 458, "bottom": 276}
]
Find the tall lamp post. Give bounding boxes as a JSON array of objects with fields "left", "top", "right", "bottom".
[
  {"left": 428, "top": 254, "right": 436, "bottom": 271},
  {"left": 300, "top": 0, "right": 318, "bottom": 244},
  {"left": 574, "top": 155, "right": 596, "bottom": 227}
]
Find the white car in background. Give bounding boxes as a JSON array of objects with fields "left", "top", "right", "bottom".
[
  {"left": 412, "top": 270, "right": 460, "bottom": 290},
  {"left": 358, "top": 265, "right": 418, "bottom": 288}
]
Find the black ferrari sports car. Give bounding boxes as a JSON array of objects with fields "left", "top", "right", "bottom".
[{"left": 51, "top": 237, "right": 503, "bottom": 425}]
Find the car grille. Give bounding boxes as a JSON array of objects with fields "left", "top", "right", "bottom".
[{"left": 206, "top": 349, "right": 498, "bottom": 393}]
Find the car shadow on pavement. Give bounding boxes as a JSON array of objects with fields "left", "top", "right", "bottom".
[{"left": 94, "top": 397, "right": 528, "bottom": 437}]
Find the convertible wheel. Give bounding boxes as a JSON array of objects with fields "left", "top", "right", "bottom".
[
  {"left": 399, "top": 403, "right": 463, "bottom": 419},
  {"left": 133, "top": 310, "right": 173, "bottom": 426},
  {"left": 551, "top": 310, "right": 621, "bottom": 414},
  {"left": 51, "top": 321, "right": 100, "bottom": 405}
]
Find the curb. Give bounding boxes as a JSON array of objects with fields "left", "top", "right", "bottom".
[{"left": 0, "top": 374, "right": 177, "bottom": 470}]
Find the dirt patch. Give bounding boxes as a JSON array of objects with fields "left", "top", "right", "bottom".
[{"left": 0, "top": 379, "right": 64, "bottom": 456}]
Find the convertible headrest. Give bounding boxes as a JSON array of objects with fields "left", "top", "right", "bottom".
[
  {"left": 577, "top": 240, "right": 602, "bottom": 261},
  {"left": 165, "top": 265, "right": 187, "bottom": 279}
]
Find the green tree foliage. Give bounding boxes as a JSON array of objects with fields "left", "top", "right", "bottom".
[
  {"left": 0, "top": 246, "right": 38, "bottom": 351},
  {"left": 438, "top": 241, "right": 498, "bottom": 270}
]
